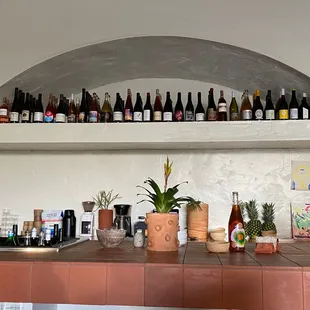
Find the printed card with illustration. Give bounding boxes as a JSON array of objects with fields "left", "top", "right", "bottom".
[
  {"left": 291, "top": 161, "right": 310, "bottom": 191},
  {"left": 291, "top": 202, "right": 310, "bottom": 239}
]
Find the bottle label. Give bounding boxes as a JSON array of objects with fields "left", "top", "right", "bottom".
[
  {"left": 303, "top": 107, "right": 309, "bottom": 119},
  {"left": 34, "top": 112, "right": 43, "bottom": 122},
  {"left": 185, "top": 111, "right": 194, "bottom": 121},
  {"left": 207, "top": 109, "right": 217, "bottom": 121},
  {"left": 55, "top": 113, "right": 66, "bottom": 123},
  {"left": 265, "top": 110, "right": 275, "bottom": 120},
  {"left": 219, "top": 106, "right": 227, "bottom": 113},
  {"left": 67, "top": 114, "right": 76, "bottom": 123},
  {"left": 44, "top": 111, "right": 54, "bottom": 123},
  {"left": 78, "top": 112, "right": 85, "bottom": 123},
  {"left": 242, "top": 110, "right": 252, "bottom": 120},
  {"left": 124, "top": 109, "right": 133, "bottom": 121},
  {"left": 133, "top": 111, "right": 143, "bottom": 122},
  {"left": 0, "top": 108, "right": 7, "bottom": 116},
  {"left": 143, "top": 110, "right": 151, "bottom": 121},
  {"left": 230, "top": 222, "right": 245, "bottom": 249},
  {"left": 10, "top": 112, "right": 19, "bottom": 122},
  {"left": 254, "top": 109, "right": 263, "bottom": 120},
  {"left": 163, "top": 112, "right": 173, "bottom": 121},
  {"left": 154, "top": 111, "right": 162, "bottom": 121},
  {"left": 195, "top": 113, "right": 205, "bottom": 121},
  {"left": 88, "top": 111, "right": 98, "bottom": 123},
  {"left": 175, "top": 110, "right": 183, "bottom": 121},
  {"left": 113, "top": 111, "right": 123, "bottom": 122},
  {"left": 101, "top": 112, "right": 112, "bottom": 123},
  {"left": 279, "top": 109, "right": 289, "bottom": 120},
  {"left": 21, "top": 110, "right": 30, "bottom": 121},
  {"left": 290, "top": 108, "right": 298, "bottom": 120},
  {"left": 230, "top": 112, "right": 239, "bottom": 121}
]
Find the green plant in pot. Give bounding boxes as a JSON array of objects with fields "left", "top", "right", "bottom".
[
  {"left": 137, "top": 157, "right": 201, "bottom": 251},
  {"left": 94, "top": 190, "right": 121, "bottom": 229}
]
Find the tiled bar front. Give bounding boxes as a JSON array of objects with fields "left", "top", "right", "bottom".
[{"left": 0, "top": 241, "right": 309, "bottom": 310}]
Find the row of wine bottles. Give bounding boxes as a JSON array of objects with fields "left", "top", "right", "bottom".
[{"left": 0, "top": 87, "right": 309, "bottom": 123}]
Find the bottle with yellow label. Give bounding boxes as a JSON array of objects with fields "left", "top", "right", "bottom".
[{"left": 278, "top": 88, "right": 289, "bottom": 120}]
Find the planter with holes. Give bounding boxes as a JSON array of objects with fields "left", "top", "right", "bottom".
[{"left": 146, "top": 212, "right": 179, "bottom": 251}]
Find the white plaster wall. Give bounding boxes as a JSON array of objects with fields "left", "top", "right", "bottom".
[
  {"left": 0, "top": 0, "right": 310, "bottom": 86},
  {"left": 0, "top": 2, "right": 308, "bottom": 239}
]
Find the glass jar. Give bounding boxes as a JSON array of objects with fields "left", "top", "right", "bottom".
[{"left": 134, "top": 229, "right": 145, "bottom": 248}]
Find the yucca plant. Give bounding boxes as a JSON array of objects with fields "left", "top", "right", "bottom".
[
  {"left": 93, "top": 190, "right": 121, "bottom": 210},
  {"left": 137, "top": 157, "right": 201, "bottom": 213}
]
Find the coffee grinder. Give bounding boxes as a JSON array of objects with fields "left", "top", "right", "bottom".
[
  {"left": 113, "top": 204, "right": 132, "bottom": 237},
  {"left": 80, "top": 201, "right": 95, "bottom": 238}
]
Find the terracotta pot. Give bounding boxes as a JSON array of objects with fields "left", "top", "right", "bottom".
[
  {"left": 146, "top": 213, "right": 179, "bottom": 252},
  {"left": 187, "top": 204, "right": 209, "bottom": 241},
  {"left": 98, "top": 209, "right": 113, "bottom": 229},
  {"left": 261, "top": 230, "right": 277, "bottom": 237}
]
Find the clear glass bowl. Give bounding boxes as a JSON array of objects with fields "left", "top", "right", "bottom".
[{"left": 96, "top": 228, "right": 126, "bottom": 248}]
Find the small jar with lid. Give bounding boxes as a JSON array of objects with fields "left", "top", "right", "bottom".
[{"left": 134, "top": 229, "right": 145, "bottom": 248}]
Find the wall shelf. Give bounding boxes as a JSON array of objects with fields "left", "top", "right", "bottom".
[{"left": 0, "top": 121, "right": 309, "bottom": 151}]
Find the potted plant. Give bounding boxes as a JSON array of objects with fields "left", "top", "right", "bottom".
[
  {"left": 137, "top": 157, "right": 201, "bottom": 251},
  {"left": 93, "top": 190, "right": 121, "bottom": 229}
]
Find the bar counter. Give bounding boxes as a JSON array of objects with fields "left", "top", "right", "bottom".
[{"left": 1, "top": 240, "right": 309, "bottom": 310}]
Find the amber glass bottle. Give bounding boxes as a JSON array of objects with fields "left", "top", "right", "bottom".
[{"left": 228, "top": 192, "right": 245, "bottom": 252}]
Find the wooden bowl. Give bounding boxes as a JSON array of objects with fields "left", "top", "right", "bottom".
[
  {"left": 206, "top": 241, "right": 229, "bottom": 253},
  {"left": 210, "top": 231, "right": 226, "bottom": 241}
]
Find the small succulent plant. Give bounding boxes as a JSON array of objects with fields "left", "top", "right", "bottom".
[{"left": 93, "top": 190, "right": 121, "bottom": 210}]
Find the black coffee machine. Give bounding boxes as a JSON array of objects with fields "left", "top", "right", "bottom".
[{"left": 113, "top": 204, "right": 132, "bottom": 237}]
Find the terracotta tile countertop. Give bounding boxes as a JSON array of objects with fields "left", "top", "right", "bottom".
[{"left": 1, "top": 240, "right": 310, "bottom": 310}]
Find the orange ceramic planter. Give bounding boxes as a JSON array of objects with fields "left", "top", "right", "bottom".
[
  {"left": 98, "top": 209, "right": 113, "bottom": 229},
  {"left": 146, "top": 213, "right": 179, "bottom": 252}
]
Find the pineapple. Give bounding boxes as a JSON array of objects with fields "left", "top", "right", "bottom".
[
  {"left": 245, "top": 200, "right": 262, "bottom": 239},
  {"left": 262, "top": 203, "right": 277, "bottom": 233}
]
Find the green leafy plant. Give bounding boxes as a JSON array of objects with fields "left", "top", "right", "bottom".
[
  {"left": 137, "top": 157, "right": 201, "bottom": 213},
  {"left": 93, "top": 190, "right": 121, "bottom": 210}
]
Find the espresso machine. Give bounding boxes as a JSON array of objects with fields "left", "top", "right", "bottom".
[
  {"left": 80, "top": 201, "right": 95, "bottom": 239},
  {"left": 113, "top": 204, "right": 132, "bottom": 237}
]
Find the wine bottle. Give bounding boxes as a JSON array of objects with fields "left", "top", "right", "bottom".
[
  {"left": 88, "top": 94, "right": 99, "bottom": 123},
  {"left": 45, "top": 229, "right": 52, "bottom": 247},
  {"left": 10, "top": 88, "right": 20, "bottom": 123},
  {"left": 0, "top": 97, "right": 9, "bottom": 123},
  {"left": 229, "top": 91, "right": 239, "bottom": 121},
  {"left": 207, "top": 88, "right": 217, "bottom": 121},
  {"left": 185, "top": 92, "right": 194, "bottom": 121},
  {"left": 101, "top": 92, "right": 113, "bottom": 123},
  {"left": 55, "top": 94, "right": 67, "bottom": 123},
  {"left": 217, "top": 90, "right": 227, "bottom": 121},
  {"left": 240, "top": 90, "right": 252, "bottom": 121},
  {"left": 174, "top": 92, "right": 184, "bottom": 121},
  {"left": 33, "top": 94, "right": 44, "bottom": 123},
  {"left": 252, "top": 90, "right": 263, "bottom": 120},
  {"left": 195, "top": 92, "right": 205, "bottom": 121},
  {"left": 133, "top": 93, "right": 143, "bottom": 122},
  {"left": 143, "top": 92, "right": 153, "bottom": 122},
  {"left": 6, "top": 231, "right": 16, "bottom": 247},
  {"left": 289, "top": 89, "right": 299, "bottom": 120},
  {"left": 124, "top": 89, "right": 133, "bottom": 122},
  {"left": 67, "top": 94, "right": 76, "bottom": 123},
  {"left": 228, "top": 191, "right": 245, "bottom": 252},
  {"left": 153, "top": 89, "right": 163, "bottom": 122},
  {"left": 278, "top": 88, "right": 289, "bottom": 120},
  {"left": 113, "top": 93, "right": 124, "bottom": 122},
  {"left": 163, "top": 91, "right": 173, "bottom": 122},
  {"left": 29, "top": 95, "right": 34, "bottom": 123},
  {"left": 264, "top": 90, "right": 275, "bottom": 120},
  {"left": 21, "top": 92, "right": 31, "bottom": 123},
  {"left": 275, "top": 93, "right": 281, "bottom": 120},
  {"left": 75, "top": 98, "right": 80, "bottom": 123},
  {"left": 45, "top": 94, "right": 54, "bottom": 123},
  {"left": 298, "top": 93, "right": 309, "bottom": 120},
  {"left": 78, "top": 88, "right": 87, "bottom": 123}
]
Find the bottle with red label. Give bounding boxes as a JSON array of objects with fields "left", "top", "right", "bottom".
[
  {"left": 174, "top": 92, "right": 184, "bottom": 121},
  {"left": 207, "top": 88, "right": 217, "bottom": 121},
  {"left": 153, "top": 89, "right": 163, "bottom": 122},
  {"left": 0, "top": 97, "right": 10, "bottom": 123},
  {"left": 217, "top": 90, "right": 227, "bottom": 121},
  {"left": 44, "top": 94, "right": 54, "bottom": 123},
  {"left": 124, "top": 89, "right": 133, "bottom": 122}
]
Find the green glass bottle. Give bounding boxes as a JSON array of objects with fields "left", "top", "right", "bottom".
[
  {"left": 229, "top": 91, "right": 239, "bottom": 121},
  {"left": 6, "top": 231, "right": 16, "bottom": 246}
]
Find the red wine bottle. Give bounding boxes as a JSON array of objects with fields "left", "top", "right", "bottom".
[
  {"left": 163, "top": 91, "right": 173, "bottom": 122},
  {"left": 133, "top": 93, "right": 143, "bottom": 122},
  {"left": 10, "top": 88, "right": 20, "bottom": 123},
  {"left": 153, "top": 89, "right": 163, "bottom": 122},
  {"left": 143, "top": 92, "right": 153, "bottom": 122},
  {"left": 124, "top": 89, "right": 133, "bottom": 122},
  {"left": 34, "top": 94, "right": 44, "bottom": 123},
  {"left": 21, "top": 92, "right": 31, "bottom": 123},
  {"left": 195, "top": 92, "right": 205, "bottom": 121},
  {"left": 185, "top": 92, "right": 194, "bottom": 121},
  {"left": 174, "top": 92, "right": 184, "bottom": 121}
]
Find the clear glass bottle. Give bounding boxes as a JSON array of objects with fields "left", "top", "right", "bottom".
[{"left": 134, "top": 229, "right": 145, "bottom": 248}]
